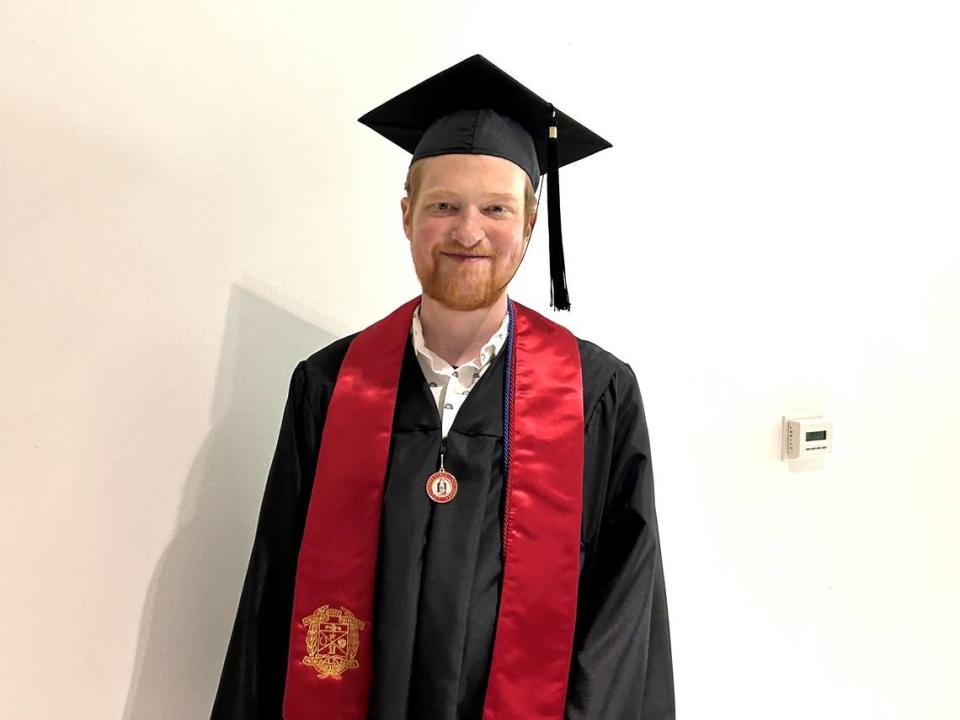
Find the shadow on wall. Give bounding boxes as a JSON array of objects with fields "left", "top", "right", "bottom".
[{"left": 122, "top": 284, "right": 337, "bottom": 719}]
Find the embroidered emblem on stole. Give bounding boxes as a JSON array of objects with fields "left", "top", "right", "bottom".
[{"left": 302, "top": 605, "right": 366, "bottom": 679}]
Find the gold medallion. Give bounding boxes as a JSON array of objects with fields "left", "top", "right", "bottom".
[
  {"left": 301, "top": 604, "right": 365, "bottom": 679},
  {"left": 426, "top": 468, "right": 458, "bottom": 503}
]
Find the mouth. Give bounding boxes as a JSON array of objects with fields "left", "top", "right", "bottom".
[{"left": 442, "top": 252, "right": 490, "bottom": 261}]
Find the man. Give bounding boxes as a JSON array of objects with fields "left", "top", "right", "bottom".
[{"left": 213, "top": 55, "right": 674, "bottom": 719}]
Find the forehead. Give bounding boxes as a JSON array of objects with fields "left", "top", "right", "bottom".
[{"left": 415, "top": 153, "right": 527, "bottom": 193}]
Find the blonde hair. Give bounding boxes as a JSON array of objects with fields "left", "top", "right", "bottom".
[{"left": 404, "top": 158, "right": 538, "bottom": 232}]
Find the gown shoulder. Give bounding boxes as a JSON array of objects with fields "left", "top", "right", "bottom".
[
  {"left": 298, "top": 331, "right": 360, "bottom": 399},
  {"left": 575, "top": 335, "right": 639, "bottom": 427}
]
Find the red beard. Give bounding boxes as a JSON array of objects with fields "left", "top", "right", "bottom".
[{"left": 414, "top": 244, "right": 513, "bottom": 311}]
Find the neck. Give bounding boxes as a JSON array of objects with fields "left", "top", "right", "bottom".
[{"left": 419, "top": 293, "right": 508, "bottom": 367}]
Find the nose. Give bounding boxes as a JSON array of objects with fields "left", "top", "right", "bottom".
[{"left": 450, "top": 205, "right": 485, "bottom": 248}]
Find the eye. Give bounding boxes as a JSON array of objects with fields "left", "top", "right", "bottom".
[
  {"left": 488, "top": 205, "right": 507, "bottom": 215},
  {"left": 433, "top": 201, "right": 456, "bottom": 212}
]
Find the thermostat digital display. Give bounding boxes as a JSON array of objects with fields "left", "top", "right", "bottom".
[{"left": 781, "top": 416, "right": 833, "bottom": 461}]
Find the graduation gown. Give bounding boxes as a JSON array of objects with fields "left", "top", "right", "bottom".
[{"left": 212, "top": 329, "right": 674, "bottom": 719}]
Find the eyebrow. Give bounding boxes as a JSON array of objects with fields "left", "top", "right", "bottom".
[
  {"left": 484, "top": 193, "right": 521, "bottom": 202},
  {"left": 421, "top": 189, "right": 520, "bottom": 202},
  {"left": 421, "top": 188, "right": 455, "bottom": 198}
]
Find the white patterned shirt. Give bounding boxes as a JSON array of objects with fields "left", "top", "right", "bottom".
[{"left": 410, "top": 303, "right": 510, "bottom": 439}]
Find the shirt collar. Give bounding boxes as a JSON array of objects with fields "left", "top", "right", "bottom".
[{"left": 411, "top": 302, "right": 510, "bottom": 376}]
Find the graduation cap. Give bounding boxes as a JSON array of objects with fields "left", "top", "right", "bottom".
[{"left": 358, "top": 54, "right": 612, "bottom": 311}]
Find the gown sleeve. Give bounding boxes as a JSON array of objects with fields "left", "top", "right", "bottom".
[
  {"left": 211, "top": 361, "right": 323, "bottom": 719},
  {"left": 565, "top": 363, "right": 675, "bottom": 720}
]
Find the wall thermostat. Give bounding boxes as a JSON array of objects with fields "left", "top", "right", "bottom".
[{"left": 781, "top": 416, "right": 833, "bottom": 461}]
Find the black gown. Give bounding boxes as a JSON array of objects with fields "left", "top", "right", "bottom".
[{"left": 212, "top": 329, "right": 674, "bottom": 719}]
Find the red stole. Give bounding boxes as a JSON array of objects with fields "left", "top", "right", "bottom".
[{"left": 282, "top": 295, "right": 584, "bottom": 719}]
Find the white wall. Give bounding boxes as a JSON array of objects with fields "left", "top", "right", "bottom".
[{"left": 2, "top": 1, "right": 957, "bottom": 718}]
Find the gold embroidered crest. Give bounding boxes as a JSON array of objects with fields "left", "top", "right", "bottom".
[{"left": 302, "top": 605, "right": 366, "bottom": 679}]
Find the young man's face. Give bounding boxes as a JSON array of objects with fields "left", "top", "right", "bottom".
[{"left": 401, "top": 153, "right": 531, "bottom": 312}]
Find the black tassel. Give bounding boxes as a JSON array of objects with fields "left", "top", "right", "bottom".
[{"left": 547, "top": 106, "right": 570, "bottom": 311}]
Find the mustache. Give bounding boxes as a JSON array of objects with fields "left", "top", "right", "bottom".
[{"left": 435, "top": 246, "right": 498, "bottom": 258}]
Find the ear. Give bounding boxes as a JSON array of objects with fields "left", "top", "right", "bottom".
[
  {"left": 524, "top": 211, "right": 537, "bottom": 241},
  {"left": 401, "top": 196, "right": 413, "bottom": 241}
]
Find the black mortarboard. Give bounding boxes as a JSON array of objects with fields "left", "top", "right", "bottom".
[{"left": 358, "top": 54, "right": 612, "bottom": 311}]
